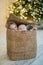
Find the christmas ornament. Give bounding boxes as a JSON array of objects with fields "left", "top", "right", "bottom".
[
  {"left": 10, "top": 23, "right": 17, "bottom": 31},
  {"left": 30, "top": 26, "right": 37, "bottom": 31},
  {"left": 6, "top": 21, "right": 14, "bottom": 28},
  {"left": 26, "top": 25, "right": 33, "bottom": 30},
  {"left": 33, "top": 27, "right": 37, "bottom": 30},
  {"left": 18, "top": 24, "right": 27, "bottom": 31}
]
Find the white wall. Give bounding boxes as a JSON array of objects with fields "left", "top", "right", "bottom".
[
  {"left": 0, "top": 0, "right": 17, "bottom": 30},
  {"left": 0, "top": 0, "right": 9, "bottom": 30}
]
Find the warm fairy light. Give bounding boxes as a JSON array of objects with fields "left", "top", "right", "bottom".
[{"left": 9, "top": 0, "right": 43, "bottom": 23}]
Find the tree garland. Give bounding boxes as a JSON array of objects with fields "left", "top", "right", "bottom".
[{"left": 9, "top": 0, "right": 43, "bottom": 23}]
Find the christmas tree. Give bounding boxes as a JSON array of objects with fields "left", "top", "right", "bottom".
[{"left": 9, "top": 0, "right": 43, "bottom": 23}]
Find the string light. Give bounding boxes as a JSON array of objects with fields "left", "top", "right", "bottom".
[{"left": 9, "top": 0, "right": 43, "bottom": 23}]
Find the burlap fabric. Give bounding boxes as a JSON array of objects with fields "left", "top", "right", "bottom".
[
  {"left": 6, "top": 13, "right": 37, "bottom": 60},
  {"left": 7, "top": 29, "right": 37, "bottom": 60}
]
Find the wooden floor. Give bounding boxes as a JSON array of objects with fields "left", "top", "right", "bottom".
[{"left": 0, "top": 27, "right": 43, "bottom": 65}]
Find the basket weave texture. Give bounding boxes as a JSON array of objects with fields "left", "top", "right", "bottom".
[
  {"left": 7, "top": 14, "right": 37, "bottom": 60},
  {"left": 7, "top": 29, "right": 37, "bottom": 60}
]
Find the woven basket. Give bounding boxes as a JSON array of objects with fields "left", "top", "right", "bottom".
[
  {"left": 7, "top": 13, "right": 36, "bottom": 25},
  {"left": 6, "top": 14, "right": 37, "bottom": 60}
]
